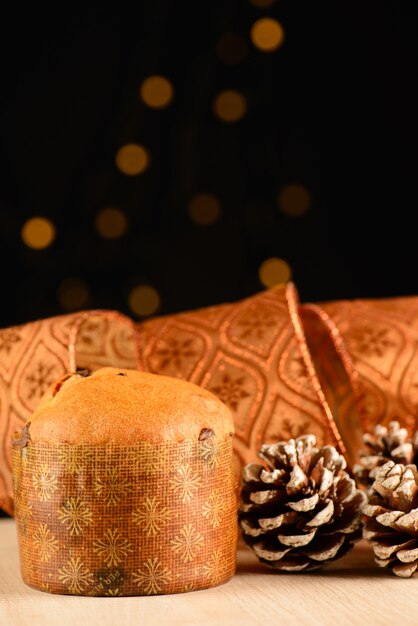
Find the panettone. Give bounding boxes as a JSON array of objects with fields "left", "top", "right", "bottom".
[{"left": 12, "top": 367, "right": 237, "bottom": 596}]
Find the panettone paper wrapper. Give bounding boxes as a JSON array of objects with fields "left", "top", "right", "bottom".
[
  {"left": 12, "top": 431, "right": 238, "bottom": 595},
  {"left": 4, "top": 283, "right": 418, "bottom": 515}
]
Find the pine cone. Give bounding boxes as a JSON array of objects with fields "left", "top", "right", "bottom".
[
  {"left": 363, "top": 460, "right": 418, "bottom": 577},
  {"left": 238, "top": 435, "right": 366, "bottom": 572},
  {"left": 354, "top": 421, "right": 416, "bottom": 491}
]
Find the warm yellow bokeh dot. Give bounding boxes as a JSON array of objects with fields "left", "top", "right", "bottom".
[
  {"left": 249, "top": 0, "right": 276, "bottom": 7},
  {"left": 259, "top": 257, "right": 292, "bottom": 288},
  {"left": 58, "top": 277, "right": 90, "bottom": 311},
  {"left": 21, "top": 217, "right": 56, "bottom": 250},
  {"left": 140, "top": 75, "right": 174, "bottom": 109},
  {"left": 217, "top": 33, "right": 248, "bottom": 65},
  {"left": 129, "top": 285, "right": 160, "bottom": 317},
  {"left": 188, "top": 193, "right": 221, "bottom": 225},
  {"left": 95, "top": 207, "right": 128, "bottom": 239},
  {"left": 115, "top": 143, "right": 150, "bottom": 176},
  {"left": 213, "top": 90, "right": 247, "bottom": 123},
  {"left": 251, "top": 18, "right": 285, "bottom": 52},
  {"left": 278, "top": 184, "right": 312, "bottom": 217}
]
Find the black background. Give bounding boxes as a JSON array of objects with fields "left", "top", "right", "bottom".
[{"left": 0, "top": 3, "right": 417, "bottom": 330}]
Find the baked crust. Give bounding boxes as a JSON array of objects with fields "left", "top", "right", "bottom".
[{"left": 27, "top": 367, "right": 234, "bottom": 444}]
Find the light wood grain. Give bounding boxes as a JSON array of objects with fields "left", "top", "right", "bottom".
[{"left": 0, "top": 519, "right": 416, "bottom": 626}]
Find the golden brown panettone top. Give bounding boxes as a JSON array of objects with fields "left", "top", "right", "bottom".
[{"left": 27, "top": 367, "right": 234, "bottom": 445}]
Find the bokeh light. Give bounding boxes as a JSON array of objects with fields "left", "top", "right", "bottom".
[
  {"left": 129, "top": 285, "right": 160, "bottom": 317},
  {"left": 95, "top": 207, "right": 128, "bottom": 239},
  {"left": 188, "top": 193, "right": 221, "bottom": 225},
  {"left": 277, "top": 184, "right": 312, "bottom": 217},
  {"left": 140, "top": 75, "right": 174, "bottom": 109},
  {"left": 249, "top": 0, "right": 276, "bottom": 7},
  {"left": 115, "top": 143, "right": 150, "bottom": 176},
  {"left": 21, "top": 217, "right": 56, "bottom": 250},
  {"left": 58, "top": 277, "right": 90, "bottom": 311},
  {"left": 251, "top": 18, "right": 284, "bottom": 52},
  {"left": 213, "top": 90, "right": 247, "bottom": 122},
  {"left": 259, "top": 257, "right": 291, "bottom": 287},
  {"left": 217, "top": 33, "right": 248, "bottom": 65}
]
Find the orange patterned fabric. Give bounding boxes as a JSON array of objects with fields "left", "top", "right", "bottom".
[
  {"left": 12, "top": 434, "right": 237, "bottom": 595},
  {"left": 2, "top": 284, "right": 418, "bottom": 516},
  {"left": 311, "top": 296, "right": 418, "bottom": 447},
  {"left": 137, "top": 284, "right": 345, "bottom": 473}
]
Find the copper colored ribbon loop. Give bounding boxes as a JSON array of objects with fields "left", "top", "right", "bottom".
[
  {"left": 286, "top": 285, "right": 349, "bottom": 461},
  {"left": 68, "top": 310, "right": 141, "bottom": 373},
  {"left": 298, "top": 301, "right": 363, "bottom": 468}
]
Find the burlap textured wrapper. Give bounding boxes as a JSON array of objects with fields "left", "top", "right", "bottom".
[
  {"left": 3, "top": 283, "right": 418, "bottom": 514},
  {"left": 12, "top": 432, "right": 237, "bottom": 595}
]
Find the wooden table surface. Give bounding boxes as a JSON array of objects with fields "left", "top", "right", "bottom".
[{"left": 0, "top": 518, "right": 416, "bottom": 626}]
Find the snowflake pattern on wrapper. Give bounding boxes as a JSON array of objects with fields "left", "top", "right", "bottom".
[{"left": 11, "top": 435, "right": 237, "bottom": 596}]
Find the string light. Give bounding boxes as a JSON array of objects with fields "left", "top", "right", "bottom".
[
  {"left": 277, "top": 184, "right": 312, "bottom": 217},
  {"left": 259, "top": 257, "right": 291, "bottom": 287},
  {"left": 213, "top": 90, "right": 247, "bottom": 123},
  {"left": 188, "top": 193, "right": 221, "bottom": 225},
  {"left": 251, "top": 18, "right": 284, "bottom": 52},
  {"left": 58, "top": 277, "right": 90, "bottom": 311},
  {"left": 95, "top": 207, "right": 128, "bottom": 239},
  {"left": 140, "top": 75, "right": 174, "bottom": 109},
  {"left": 128, "top": 285, "right": 160, "bottom": 317},
  {"left": 21, "top": 217, "right": 56, "bottom": 250},
  {"left": 217, "top": 34, "right": 248, "bottom": 65},
  {"left": 115, "top": 143, "right": 150, "bottom": 176}
]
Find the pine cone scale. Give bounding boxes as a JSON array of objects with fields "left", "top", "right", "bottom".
[
  {"left": 362, "top": 524, "right": 391, "bottom": 541},
  {"left": 305, "top": 499, "right": 334, "bottom": 527},
  {"left": 301, "top": 534, "right": 345, "bottom": 561},
  {"left": 287, "top": 464, "right": 309, "bottom": 494},
  {"left": 242, "top": 464, "right": 286, "bottom": 485},
  {"left": 363, "top": 503, "right": 391, "bottom": 518},
  {"left": 397, "top": 545, "right": 418, "bottom": 563},
  {"left": 376, "top": 510, "right": 404, "bottom": 527},
  {"left": 393, "top": 562, "right": 418, "bottom": 578},
  {"left": 250, "top": 489, "right": 281, "bottom": 505},
  {"left": 259, "top": 512, "right": 297, "bottom": 530},
  {"left": 322, "top": 495, "right": 367, "bottom": 535},
  {"left": 391, "top": 443, "right": 414, "bottom": 463},
  {"left": 335, "top": 475, "right": 359, "bottom": 504},
  {"left": 394, "top": 509, "right": 418, "bottom": 533},
  {"left": 317, "top": 467, "right": 334, "bottom": 495},
  {"left": 257, "top": 514, "right": 284, "bottom": 531},
  {"left": 373, "top": 538, "right": 415, "bottom": 561},
  {"left": 240, "top": 519, "right": 268, "bottom": 537},
  {"left": 287, "top": 493, "right": 319, "bottom": 512},
  {"left": 278, "top": 529, "right": 316, "bottom": 547},
  {"left": 252, "top": 542, "right": 291, "bottom": 561},
  {"left": 272, "top": 557, "right": 314, "bottom": 572}
]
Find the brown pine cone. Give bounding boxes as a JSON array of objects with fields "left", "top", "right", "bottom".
[
  {"left": 363, "top": 460, "right": 418, "bottom": 577},
  {"left": 238, "top": 435, "right": 366, "bottom": 572},
  {"left": 354, "top": 421, "right": 416, "bottom": 491}
]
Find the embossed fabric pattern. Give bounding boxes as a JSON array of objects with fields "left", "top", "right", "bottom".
[
  {"left": 2, "top": 284, "right": 418, "bottom": 516},
  {"left": 137, "top": 284, "right": 343, "bottom": 472},
  {"left": 12, "top": 435, "right": 237, "bottom": 595}
]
